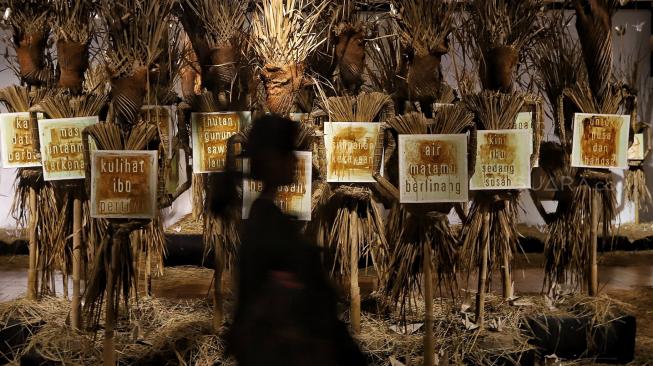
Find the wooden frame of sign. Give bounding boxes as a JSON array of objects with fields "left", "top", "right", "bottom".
[
  {"left": 470, "top": 129, "right": 532, "bottom": 190},
  {"left": 90, "top": 150, "right": 159, "bottom": 219},
  {"left": 191, "top": 111, "right": 251, "bottom": 173},
  {"left": 242, "top": 151, "right": 313, "bottom": 220},
  {"left": 38, "top": 116, "right": 98, "bottom": 181},
  {"left": 571, "top": 113, "right": 630, "bottom": 169},
  {"left": 515, "top": 95, "right": 544, "bottom": 167},
  {"left": 324, "top": 122, "right": 383, "bottom": 183},
  {"left": 0, "top": 112, "right": 43, "bottom": 168},
  {"left": 398, "top": 134, "right": 469, "bottom": 203}
]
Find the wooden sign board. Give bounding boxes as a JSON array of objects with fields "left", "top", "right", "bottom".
[
  {"left": 398, "top": 134, "right": 468, "bottom": 203},
  {"left": 141, "top": 106, "right": 175, "bottom": 156},
  {"left": 191, "top": 111, "right": 250, "bottom": 173},
  {"left": 90, "top": 150, "right": 158, "bottom": 219},
  {"left": 242, "top": 151, "right": 312, "bottom": 221},
  {"left": 470, "top": 129, "right": 532, "bottom": 190},
  {"left": 38, "top": 116, "right": 98, "bottom": 181},
  {"left": 0, "top": 112, "right": 42, "bottom": 168},
  {"left": 571, "top": 113, "right": 629, "bottom": 169},
  {"left": 628, "top": 133, "right": 645, "bottom": 161},
  {"left": 324, "top": 122, "right": 379, "bottom": 183}
]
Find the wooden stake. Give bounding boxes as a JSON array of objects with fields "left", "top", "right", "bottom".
[
  {"left": 104, "top": 230, "right": 121, "bottom": 366},
  {"left": 501, "top": 253, "right": 513, "bottom": 300},
  {"left": 145, "top": 250, "right": 152, "bottom": 297},
  {"left": 634, "top": 188, "right": 640, "bottom": 225},
  {"left": 27, "top": 186, "right": 38, "bottom": 301},
  {"left": 475, "top": 213, "right": 490, "bottom": 326},
  {"left": 71, "top": 194, "right": 82, "bottom": 329},
  {"left": 423, "top": 240, "right": 434, "bottom": 366},
  {"left": 213, "top": 241, "right": 224, "bottom": 332},
  {"left": 349, "top": 209, "right": 361, "bottom": 334},
  {"left": 588, "top": 192, "right": 599, "bottom": 296}
]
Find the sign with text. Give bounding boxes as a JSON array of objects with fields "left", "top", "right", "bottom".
[
  {"left": 0, "top": 112, "right": 42, "bottom": 168},
  {"left": 399, "top": 134, "right": 468, "bottom": 203},
  {"left": 571, "top": 113, "right": 629, "bottom": 169},
  {"left": 90, "top": 150, "right": 158, "bottom": 219},
  {"left": 242, "top": 151, "right": 312, "bottom": 221},
  {"left": 191, "top": 111, "right": 250, "bottom": 173},
  {"left": 38, "top": 116, "right": 98, "bottom": 181},
  {"left": 141, "top": 106, "right": 175, "bottom": 156},
  {"left": 628, "top": 133, "right": 645, "bottom": 161},
  {"left": 470, "top": 129, "right": 531, "bottom": 190},
  {"left": 324, "top": 122, "right": 379, "bottom": 183}
]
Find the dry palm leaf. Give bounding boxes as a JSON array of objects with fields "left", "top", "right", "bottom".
[
  {"left": 2, "top": 0, "right": 53, "bottom": 86},
  {"left": 366, "top": 25, "right": 403, "bottom": 97},
  {"left": 251, "top": 0, "right": 329, "bottom": 115},
  {"left": 625, "top": 168, "right": 651, "bottom": 210},
  {"left": 391, "top": 0, "right": 455, "bottom": 111},
  {"left": 530, "top": 13, "right": 583, "bottom": 147},
  {"left": 466, "top": 0, "right": 544, "bottom": 92},
  {"left": 51, "top": 0, "right": 96, "bottom": 93},
  {"left": 573, "top": 0, "right": 621, "bottom": 107},
  {"left": 99, "top": 0, "right": 176, "bottom": 127},
  {"left": 180, "top": 0, "right": 248, "bottom": 106}
]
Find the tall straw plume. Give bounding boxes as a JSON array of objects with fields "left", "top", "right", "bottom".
[
  {"left": 392, "top": 0, "right": 454, "bottom": 58},
  {"left": 251, "top": 0, "right": 328, "bottom": 66}
]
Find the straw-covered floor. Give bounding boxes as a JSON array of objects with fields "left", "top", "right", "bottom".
[{"left": 0, "top": 277, "right": 641, "bottom": 365}]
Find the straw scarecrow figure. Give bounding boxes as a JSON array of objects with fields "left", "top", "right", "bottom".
[
  {"left": 0, "top": 1, "right": 58, "bottom": 301},
  {"left": 330, "top": 0, "right": 371, "bottom": 95},
  {"left": 251, "top": 0, "right": 329, "bottom": 116},
  {"left": 80, "top": 1, "right": 175, "bottom": 364},
  {"left": 178, "top": 0, "right": 252, "bottom": 331},
  {"left": 530, "top": 14, "right": 587, "bottom": 291},
  {"left": 560, "top": 0, "right": 627, "bottom": 295},
  {"left": 17, "top": 0, "right": 102, "bottom": 330},
  {"left": 315, "top": 92, "right": 392, "bottom": 334},
  {"left": 461, "top": 0, "right": 543, "bottom": 325},
  {"left": 130, "top": 24, "right": 191, "bottom": 298},
  {"left": 376, "top": 108, "right": 475, "bottom": 366}
]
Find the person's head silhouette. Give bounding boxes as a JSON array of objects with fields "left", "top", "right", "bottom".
[{"left": 246, "top": 114, "right": 299, "bottom": 190}]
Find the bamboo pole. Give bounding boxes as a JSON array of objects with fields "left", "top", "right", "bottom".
[
  {"left": 71, "top": 193, "right": 83, "bottom": 329},
  {"left": 213, "top": 239, "right": 224, "bottom": 332},
  {"left": 145, "top": 249, "right": 152, "bottom": 297},
  {"left": 27, "top": 186, "right": 38, "bottom": 301},
  {"left": 634, "top": 188, "right": 640, "bottom": 225},
  {"left": 63, "top": 273, "right": 69, "bottom": 299},
  {"left": 423, "top": 240, "right": 434, "bottom": 366},
  {"left": 349, "top": 209, "right": 361, "bottom": 334},
  {"left": 588, "top": 191, "right": 599, "bottom": 296},
  {"left": 475, "top": 213, "right": 490, "bottom": 326},
  {"left": 501, "top": 253, "right": 513, "bottom": 300},
  {"left": 104, "top": 231, "right": 121, "bottom": 366}
]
